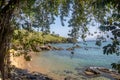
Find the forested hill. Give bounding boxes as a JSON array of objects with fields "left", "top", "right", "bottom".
[
  {"left": 10, "top": 29, "right": 68, "bottom": 52},
  {"left": 11, "top": 29, "right": 78, "bottom": 52},
  {"left": 12, "top": 29, "right": 68, "bottom": 45}
]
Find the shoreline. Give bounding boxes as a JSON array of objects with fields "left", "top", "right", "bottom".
[
  {"left": 10, "top": 51, "right": 120, "bottom": 80},
  {"left": 10, "top": 52, "right": 54, "bottom": 80},
  {"left": 10, "top": 51, "right": 67, "bottom": 80},
  {"left": 10, "top": 52, "right": 48, "bottom": 72}
]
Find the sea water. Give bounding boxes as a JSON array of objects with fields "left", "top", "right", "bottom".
[{"left": 31, "top": 41, "right": 120, "bottom": 80}]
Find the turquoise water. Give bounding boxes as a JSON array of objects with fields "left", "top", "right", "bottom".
[{"left": 31, "top": 41, "right": 120, "bottom": 79}]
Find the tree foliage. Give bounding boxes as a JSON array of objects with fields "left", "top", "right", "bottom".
[
  {"left": 92, "top": 0, "right": 120, "bottom": 73},
  {"left": 0, "top": 0, "right": 120, "bottom": 79}
]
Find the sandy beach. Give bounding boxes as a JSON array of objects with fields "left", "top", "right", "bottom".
[
  {"left": 10, "top": 52, "right": 66, "bottom": 80},
  {"left": 10, "top": 52, "right": 44, "bottom": 72}
]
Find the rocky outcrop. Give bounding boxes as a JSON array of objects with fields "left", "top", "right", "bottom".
[
  {"left": 84, "top": 67, "right": 100, "bottom": 76},
  {"left": 110, "top": 73, "right": 120, "bottom": 80},
  {"left": 83, "top": 67, "right": 120, "bottom": 80},
  {"left": 40, "top": 46, "right": 51, "bottom": 50},
  {"left": 66, "top": 45, "right": 81, "bottom": 51},
  {"left": 31, "top": 44, "right": 64, "bottom": 51},
  {"left": 52, "top": 46, "right": 64, "bottom": 50},
  {"left": 64, "top": 70, "right": 73, "bottom": 74},
  {"left": 66, "top": 47, "right": 74, "bottom": 51},
  {"left": 97, "top": 67, "right": 120, "bottom": 80},
  {"left": 97, "top": 67, "right": 114, "bottom": 73},
  {"left": 64, "top": 76, "right": 77, "bottom": 80},
  {"left": 10, "top": 67, "right": 53, "bottom": 80},
  {"left": 73, "top": 45, "right": 81, "bottom": 48}
]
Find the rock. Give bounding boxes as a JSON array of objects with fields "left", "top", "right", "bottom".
[
  {"left": 40, "top": 45, "right": 64, "bottom": 51},
  {"left": 64, "top": 76, "right": 77, "bottom": 80},
  {"left": 97, "top": 67, "right": 112, "bottom": 73},
  {"left": 44, "top": 76, "right": 53, "bottom": 80},
  {"left": 73, "top": 45, "right": 81, "bottom": 48},
  {"left": 55, "top": 47, "right": 64, "bottom": 50},
  {"left": 52, "top": 46, "right": 63, "bottom": 50},
  {"left": 40, "top": 46, "right": 51, "bottom": 50},
  {"left": 66, "top": 47, "right": 73, "bottom": 51},
  {"left": 64, "top": 76, "right": 72, "bottom": 80},
  {"left": 84, "top": 71, "right": 95, "bottom": 76},
  {"left": 15, "top": 69, "right": 28, "bottom": 74},
  {"left": 10, "top": 67, "right": 53, "bottom": 80},
  {"left": 66, "top": 45, "right": 81, "bottom": 51},
  {"left": 64, "top": 70, "right": 73, "bottom": 74},
  {"left": 97, "top": 67, "right": 120, "bottom": 79},
  {"left": 75, "top": 67, "right": 81, "bottom": 71},
  {"left": 52, "top": 47, "right": 58, "bottom": 50},
  {"left": 26, "top": 75, "right": 36, "bottom": 79},
  {"left": 47, "top": 44, "right": 53, "bottom": 48},
  {"left": 110, "top": 73, "right": 120, "bottom": 80},
  {"left": 84, "top": 68, "right": 100, "bottom": 76},
  {"left": 35, "top": 46, "right": 42, "bottom": 52},
  {"left": 32, "top": 72, "right": 40, "bottom": 76},
  {"left": 58, "top": 47, "right": 64, "bottom": 50}
]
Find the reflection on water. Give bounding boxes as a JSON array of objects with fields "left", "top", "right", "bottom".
[{"left": 30, "top": 42, "right": 120, "bottom": 80}]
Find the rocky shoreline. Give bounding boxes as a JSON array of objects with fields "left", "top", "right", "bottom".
[
  {"left": 10, "top": 55, "right": 120, "bottom": 80},
  {"left": 32, "top": 44, "right": 101, "bottom": 51},
  {"left": 9, "top": 44, "right": 120, "bottom": 80},
  {"left": 82, "top": 67, "right": 120, "bottom": 80},
  {"left": 9, "top": 52, "right": 54, "bottom": 80},
  {"left": 32, "top": 44, "right": 81, "bottom": 51},
  {"left": 10, "top": 66, "right": 53, "bottom": 80},
  {"left": 10, "top": 60, "right": 120, "bottom": 80}
]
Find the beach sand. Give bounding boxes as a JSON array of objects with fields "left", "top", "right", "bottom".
[{"left": 10, "top": 52, "right": 66, "bottom": 80}]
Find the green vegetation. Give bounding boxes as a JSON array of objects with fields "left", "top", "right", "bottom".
[
  {"left": 0, "top": 0, "right": 120, "bottom": 79},
  {"left": 12, "top": 29, "right": 67, "bottom": 50}
]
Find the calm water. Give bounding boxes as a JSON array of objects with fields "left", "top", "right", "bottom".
[{"left": 31, "top": 41, "right": 120, "bottom": 80}]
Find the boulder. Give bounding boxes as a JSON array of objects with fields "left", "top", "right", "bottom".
[
  {"left": 64, "top": 70, "right": 73, "bottom": 74},
  {"left": 56, "top": 47, "right": 64, "bottom": 50},
  {"left": 53, "top": 46, "right": 58, "bottom": 50},
  {"left": 52, "top": 47, "right": 64, "bottom": 50},
  {"left": 42, "top": 44, "right": 64, "bottom": 51},
  {"left": 64, "top": 76, "right": 77, "bottom": 80},
  {"left": 84, "top": 68, "right": 100, "bottom": 76},
  {"left": 97, "top": 67, "right": 112, "bottom": 73},
  {"left": 40, "top": 46, "right": 51, "bottom": 50},
  {"left": 110, "top": 73, "right": 120, "bottom": 80},
  {"left": 66, "top": 47, "right": 73, "bottom": 51},
  {"left": 84, "top": 71, "right": 95, "bottom": 76},
  {"left": 35, "top": 46, "right": 42, "bottom": 52},
  {"left": 10, "top": 67, "right": 53, "bottom": 80},
  {"left": 73, "top": 45, "right": 81, "bottom": 48}
]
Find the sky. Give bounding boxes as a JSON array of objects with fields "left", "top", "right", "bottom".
[
  {"left": 50, "top": 17, "right": 102, "bottom": 41},
  {"left": 17, "top": 12, "right": 107, "bottom": 41},
  {"left": 50, "top": 17, "right": 71, "bottom": 38}
]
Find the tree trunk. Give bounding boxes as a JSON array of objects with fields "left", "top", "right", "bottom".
[
  {"left": 0, "top": 14, "right": 13, "bottom": 80},
  {"left": 0, "top": 0, "right": 20, "bottom": 79}
]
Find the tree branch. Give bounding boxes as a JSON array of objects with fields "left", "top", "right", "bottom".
[{"left": 0, "top": 0, "right": 19, "bottom": 13}]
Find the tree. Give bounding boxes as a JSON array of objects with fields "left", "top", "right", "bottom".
[
  {"left": 0, "top": 0, "right": 120, "bottom": 79},
  {"left": 0, "top": 0, "right": 73, "bottom": 79},
  {"left": 0, "top": 0, "right": 20, "bottom": 79},
  {"left": 91, "top": 0, "right": 120, "bottom": 72},
  {"left": 0, "top": 0, "right": 36, "bottom": 79}
]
